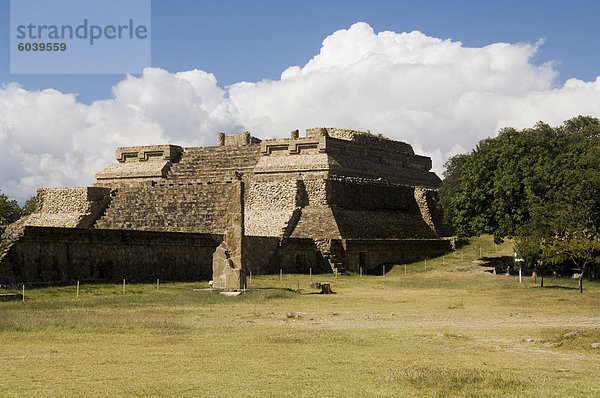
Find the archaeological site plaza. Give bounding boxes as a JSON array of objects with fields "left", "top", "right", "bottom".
[{"left": 0, "top": 127, "right": 453, "bottom": 290}]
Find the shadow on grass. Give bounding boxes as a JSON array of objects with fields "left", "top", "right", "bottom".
[
  {"left": 366, "top": 263, "right": 397, "bottom": 276},
  {"left": 538, "top": 285, "right": 579, "bottom": 290}
]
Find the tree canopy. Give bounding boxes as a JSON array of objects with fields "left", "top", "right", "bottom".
[
  {"left": 0, "top": 191, "right": 22, "bottom": 226},
  {"left": 439, "top": 116, "right": 600, "bottom": 288},
  {"left": 0, "top": 192, "right": 36, "bottom": 226}
]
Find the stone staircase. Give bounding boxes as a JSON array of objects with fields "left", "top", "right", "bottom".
[
  {"left": 94, "top": 183, "right": 235, "bottom": 233},
  {"left": 314, "top": 239, "right": 347, "bottom": 274},
  {"left": 167, "top": 146, "right": 261, "bottom": 181},
  {"left": 290, "top": 206, "right": 342, "bottom": 239},
  {"left": 0, "top": 218, "right": 28, "bottom": 266}
]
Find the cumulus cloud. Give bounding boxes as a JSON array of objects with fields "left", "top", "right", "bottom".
[
  {"left": 0, "top": 69, "right": 238, "bottom": 201},
  {"left": 2, "top": 22, "right": 600, "bottom": 202}
]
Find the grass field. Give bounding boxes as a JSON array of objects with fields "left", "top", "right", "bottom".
[{"left": 1, "top": 236, "right": 600, "bottom": 397}]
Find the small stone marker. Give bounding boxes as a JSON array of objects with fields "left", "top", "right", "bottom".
[
  {"left": 310, "top": 281, "right": 333, "bottom": 294},
  {"left": 321, "top": 282, "right": 332, "bottom": 294}
]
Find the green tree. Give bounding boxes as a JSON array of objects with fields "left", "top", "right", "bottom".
[
  {"left": 0, "top": 191, "right": 22, "bottom": 226},
  {"left": 440, "top": 116, "right": 600, "bottom": 286},
  {"left": 542, "top": 234, "right": 600, "bottom": 293},
  {"left": 21, "top": 196, "right": 38, "bottom": 216},
  {"left": 440, "top": 116, "right": 600, "bottom": 240}
]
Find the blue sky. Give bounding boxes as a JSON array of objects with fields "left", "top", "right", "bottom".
[
  {"left": 2, "top": 0, "right": 600, "bottom": 202},
  {"left": 2, "top": 0, "right": 600, "bottom": 103}
]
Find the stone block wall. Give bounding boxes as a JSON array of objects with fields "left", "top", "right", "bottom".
[
  {"left": 290, "top": 207, "right": 342, "bottom": 239},
  {"left": 286, "top": 178, "right": 440, "bottom": 240},
  {"left": 0, "top": 226, "right": 221, "bottom": 284},
  {"left": 95, "top": 145, "right": 183, "bottom": 187},
  {"left": 269, "top": 238, "right": 330, "bottom": 274},
  {"left": 243, "top": 236, "right": 281, "bottom": 275},
  {"left": 223, "top": 131, "right": 262, "bottom": 146},
  {"left": 331, "top": 209, "right": 438, "bottom": 239},
  {"left": 0, "top": 129, "right": 454, "bottom": 282},
  {"left": 244, "top": 237, "right": 452, "bottom": 275},
  {"left": 306, "top": 127, "right": 414, "bottom": 155},
  {"left": 343, "top": 239, "right": 453, "bottom": 272},
  {"left": 303, "top": 179, "right": 328, "bottom": 206},
  {"left": 328, "top": 152, "right": 438, "bottom": 186},
  {"left": 24, "top": 187, "right": 111, "bottom": 228},
  {"left": 167, "top": 145, "right": 262, "bottom": 181},
  {"left": 212, "top": 181, "right": 246, "bottom": 290},
  {"left": 36, "top": 187, "right": 108, "bottom": 214},
  {"left": 327, "top": 178, "right": 418, "bottom": 211},
  {"left": 414, "top": 187, "right": 453, "bottom": 237},
  {"left": 95, "top": 183, "right": 236, "bottom": 233},
  {"left": 243, "top": 236, "right": 330, "bottom": 275},
  {"left": 244, "top": 180, "right": 303, "bottom": 237}
]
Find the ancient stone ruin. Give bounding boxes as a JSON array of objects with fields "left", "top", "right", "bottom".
[{"left": 0, "top": 128, "right": 452, "bottom": 289}]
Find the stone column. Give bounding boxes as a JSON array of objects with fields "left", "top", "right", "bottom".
[
  {"left": 217, "top": 132, "right": 225, "bottom": 146},
  {"left": 212, "top": 180, "right": 246, "bottom": 290}
]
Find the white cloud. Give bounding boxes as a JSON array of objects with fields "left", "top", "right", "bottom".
[
  {"left": 2, "top": 22, "right": 600, "bottom": 202},
  {"left": 0, "top": 69, "right": 238, "bottom": 201}
]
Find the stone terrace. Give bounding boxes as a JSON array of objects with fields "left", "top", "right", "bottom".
[
  {"left": 95, "top": 183, "right": 236, "bottom": 233},
  {"left": 1, "top": 128, "right": 453, "bottom": 285},
  {"left": 167, "top": 145, "right": 261, "bottom": 181}
]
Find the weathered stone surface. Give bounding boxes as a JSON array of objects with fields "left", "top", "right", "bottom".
[
  {"left": 310, "top": 282, "right": 333, "bottom": 294},
  {"left": 96, "top": 145, "right": 183, "bottom": 186},
  {"left": 212, "top": 181, "right": 246, "bottom": 290},
  {"left": 224, "top": 131, "right": 261, "bottom": 146},
  {"left": 94, "top": 184, "right": 236, "bottom": 233},
  {"left": 0, "top": 226, "right": 220, "bottom": 284},
  {"left": 306, "top": 127, "right": 414, "bottom": 155},
  {"left": 1, "top": 127, "right": 453, "bottom": 283}
]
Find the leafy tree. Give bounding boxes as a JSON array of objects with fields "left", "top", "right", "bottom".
[
  {"left": 441, "top": 116, "right": 600, "bottom": 237},
  {"left": 542, "top": 234, "right": 600, "bottom": 293},
  {"left": 21, "top": 196, "right": 38, "bottom": 216},
  {"left": 438, "top": 153, "right": 468, "bottom": 234},
  {"left": 440, "top": 116, "right": 600, "bottom": 286},
  {"left": 0, "top": 191, "right": 22, "bottom": 226}
]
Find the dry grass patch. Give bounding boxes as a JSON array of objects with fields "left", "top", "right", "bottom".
[{"left": 1, "top": 235, "right": 600, "bottom": 397}]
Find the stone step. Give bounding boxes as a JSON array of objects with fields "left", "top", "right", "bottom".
[
  {"left": 95, "top": 184, "right": 234, "bottom": 233},
  {"left": 166, "top": 145, "right": 261, "bottom": 180}
]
